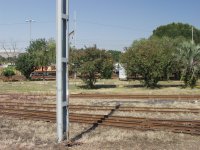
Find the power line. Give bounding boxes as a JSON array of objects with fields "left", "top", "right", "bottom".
[
  {"left": 0, "top": 22, "right": 27, "bottom": 26},
  {"left": 0, "top": 19, "right": 151, "bottom": 31},
  {"left": 77, "top": 19, "right": 152, "bottom": 32},
  {"left": 0, "top": 21, "right": 54, "bottom": 26},
  {"left": 77, "top": 38, "right": 133, "bottom": 42}
]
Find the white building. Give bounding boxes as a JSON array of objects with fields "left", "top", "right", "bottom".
[{"left": 118, "top": 64, "right": 127, "bottom": 80}]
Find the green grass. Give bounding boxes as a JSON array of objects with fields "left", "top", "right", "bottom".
[
  {"left": 0, "top": 81, "right": 56, "bottom": 94},
  {"left": 0, "top": 79, "right": 200, "bottom": 95}
]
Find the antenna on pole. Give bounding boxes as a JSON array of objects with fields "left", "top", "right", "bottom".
[{"left": 56, "top": 0, "right": 69, "bottom": 142}]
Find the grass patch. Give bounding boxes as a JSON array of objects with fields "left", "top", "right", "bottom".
[{"left": 0, "top": 79, "right": 200, "bottom": 95}]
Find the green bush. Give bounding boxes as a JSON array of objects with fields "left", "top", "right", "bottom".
[
  {"left": 72, "top": 46, "right": 114, "bottom": 88},
  {"left": 178, "top": 42, "right": 200, "bottom": 88},
  {"left": 2, "top": 67, "right": 16, "bottom": 78},
  {"left": 121, "top": 37, "right": 178, "bottom": 88}
]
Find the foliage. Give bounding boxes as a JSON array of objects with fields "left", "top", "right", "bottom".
[
  {"left": 0, "top": 55, "right": 6, "bottom": 64},
  {"left": 107, "top": 50, "right": 121, "bottom": 63},
  {"left": 0, "top": 56, "right": 17, "bottom": 65},
  {"left": 178, "top": 41, "right": 200, "bottom": 88},
  {"left": 121, "top": 37, "right": 179, "bottom": 88},
  {"left": 47, "top": 39, "right": 56, "bottom": 64},
  {"left": 72, "top": 46, "right": 113, "bottom": 88},
  {"left": 68, "top": 48, "right": 83, "bottom": 77},
  {"left": 101, "top": 59, "right": 114, "bottom": 79},
  {"left": 27, "top": 39, "right": 50, "bottom": 68},
  {"left": 2, "top": 67, "right": 16, "bottom": 78},
  {"left": 152, "top": 22, "right": 200, "bottom": 44},
  {"left": 15, "top": 39, "right": 56, "bottom": 79},
  {"left": 15, "top": 53, "right": 35, "bottom": 79}
]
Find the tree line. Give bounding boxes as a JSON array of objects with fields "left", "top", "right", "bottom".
[
  {"left": 121, "top": 23, "right": 200, "bottom": 88},
  {"left": 14, "top": 40, "right": 117, "bottom": 88},
  {"left": 2, "top": 22, "right": 200, "bottom": 89}
]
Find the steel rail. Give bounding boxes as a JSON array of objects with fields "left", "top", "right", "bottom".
[
  {"left": 1, "top": 108, "right": 200, "bottom": 135},
  {"left": 0, "top": 102, "right": 200, "bottom": 114},
  {"left": 1, "top": 93, "right": 200, "bottom": 100}
]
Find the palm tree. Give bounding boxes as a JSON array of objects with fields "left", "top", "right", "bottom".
[{"left": 178, "top": 41, "right": 200, "bottom": 88}]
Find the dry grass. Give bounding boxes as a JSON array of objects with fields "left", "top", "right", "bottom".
[
  {"left": 72, "top": 109, "right": 200, "bottom": 120},
  {"left": 0, "top": 116, "right": 57, "bottom": 150},
  {"left": 72, "top": 126, "right": 200, "bottom": 150},
  {"left": 70, "top": 98, "right": 200, "bottom": 120},
  {"left": 69, "top": 98, "right": 200, "bottom": 108},
  {"left": 0, "top": 116, "right": 200, "bottom": 150}
]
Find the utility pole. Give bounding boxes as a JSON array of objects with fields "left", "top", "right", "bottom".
[
  {"left": 25, "top": 19, "right": 36, "bottom": 44},
  {"left": 56, "top": 0, "right": 69, "bottom": 142}
]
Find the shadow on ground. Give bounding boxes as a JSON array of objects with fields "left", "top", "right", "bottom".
[
  {"left": 125, "top": 84, "right": 183, "bottom": 88},
  {"left": 68, "top": 104, "right": 121, "bottom": 145},
  {"left": 78, "top": 84, "right": 117, "bottom": 89}
]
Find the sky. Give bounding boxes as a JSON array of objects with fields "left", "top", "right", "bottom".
[{"left": 0, "top": 0, "right": 200, "bottom": 52}]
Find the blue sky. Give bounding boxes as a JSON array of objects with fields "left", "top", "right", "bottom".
[{"left": 0, "top": 0, "right": 200, "bottom": 51}]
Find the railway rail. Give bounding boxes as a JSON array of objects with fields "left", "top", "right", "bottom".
[
  {"left": 0, "top": 102, "right": 200, "bottom": 114},
  {"left": 1, "top": 93, "right": 200, "bottom": 100},
  {"left": 1, "top": 93, "right": 200, "bottom": 135},
  {"left": 0, "top": 107, "right": 200, "bottom": 135}
]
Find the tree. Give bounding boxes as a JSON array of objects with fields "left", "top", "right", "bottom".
[
  {"left": 107, "top": 50, "right": 121, "bottom": 63},
  {"left": 47, "top": 39, "right": 56, "bottom": 64},
  {"left": 15, "top": 53, "right": 35, "bottom": 79},
  {"left": 27, "top": 39, "right": 49, "bottom": 68},
  {"left": 121, "top": 37, "right": 178, "bottom": 88},
  {"left": 76, "top": 46, "right": 113, "bottom": 88},
  {"left": 178, "top": 41, "right": 200, "bottom": 88},
  {"left": 152, "top": 22, "right": 200, "bottom": 44},
  {"left": 0, "top": 56, "right": 6, "bottom": 64},
  {"left": 69, "top": 48, "right": 84, "bottom": 78},
  {"left": 15, "top": 39, "right": 56, "bottom": 79}
]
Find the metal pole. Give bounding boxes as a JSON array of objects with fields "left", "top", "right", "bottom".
[
  {"left": 66, "top": 0, "right": 70, "bottom": 140},
  {"left": 56, "top": 0, "right": 69, "bottom": 142},
  {"left": 25, "top": 19, "right": 35, "bottom": 43}
]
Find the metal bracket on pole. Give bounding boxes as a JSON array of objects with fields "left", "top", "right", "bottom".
[
  {"left": 56, "top": 0, "right": 69, "bottom": 142},
  {"left": 62, "top": 14, "right": 69, "bottom": 20},
  {"left": 62, "top": 58, "right": 67, "bottom": 63}
]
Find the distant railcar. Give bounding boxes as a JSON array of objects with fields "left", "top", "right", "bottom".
[{"left": 30, "top": 71, "right": 56, "bottom": 80}]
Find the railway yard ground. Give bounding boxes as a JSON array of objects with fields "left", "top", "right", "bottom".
[{"left": 1, "top": 80, "right": 200, "bottom": 149}]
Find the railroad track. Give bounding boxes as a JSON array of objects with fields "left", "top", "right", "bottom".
[
  {"left": 1, "top": 93, "right": 200, "bottom": 100},
  {"left": 0, "top": 102, "right": 200, "bottom": 113},
  {"left": 0, "top": 107, "right": 200, "bottom": 135}
]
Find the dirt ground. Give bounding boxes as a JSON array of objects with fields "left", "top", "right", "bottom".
[{"left": 0, "top": 115, "right": 200, "bottom": 150}]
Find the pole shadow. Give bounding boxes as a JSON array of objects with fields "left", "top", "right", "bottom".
[{"left": 69, "top": 104, "right": 121, "bottom": 143}]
